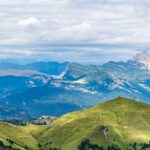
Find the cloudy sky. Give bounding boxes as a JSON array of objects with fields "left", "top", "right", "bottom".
[{"left": 0, "top": 0, "right": 150, "bottom": 64}]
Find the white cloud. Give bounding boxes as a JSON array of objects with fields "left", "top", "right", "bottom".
[
  {"left": 0, "top": 0, "right": 149, "bottom": 44},
  {"left": 0, "top": 0, "right": 150, "bottom": 63},
  {"left": 17, "top": 17, "right": 40, "bottom": 27}
]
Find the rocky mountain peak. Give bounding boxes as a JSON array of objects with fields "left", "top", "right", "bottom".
[{"left": 134, "top": 52, "right": 150, "bottom": 70}]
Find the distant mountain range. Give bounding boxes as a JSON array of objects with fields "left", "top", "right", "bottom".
[
  {"left": 0, "top": 61, "right": 68, "bottom": 75},
  {"left": 0, "top": 55, "right": 150, "bottom": 119},
  {"left": 0, "top": 97, "right": 149, "bottom": 150}
]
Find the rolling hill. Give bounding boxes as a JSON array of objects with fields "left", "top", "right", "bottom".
[{"left": 0, "top": 97, "right": 149, "bottom": 150}]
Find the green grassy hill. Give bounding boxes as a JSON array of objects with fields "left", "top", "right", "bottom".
[{"left": 0, "top": 97, "right": 150, "bottom": 150}]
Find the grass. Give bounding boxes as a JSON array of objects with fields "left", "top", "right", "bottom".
[
  {"left": 0, "top": 97, "right": 149, "bottom": 150},
  {"left": 0, "top": 122, "right": 40, "bottom": 149}
]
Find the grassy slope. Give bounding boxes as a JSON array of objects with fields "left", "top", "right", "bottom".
[
  {"left": 37, "top": 97, "right": 150, "bottom": 150},
  {"left": 0, "top": 97, "right": 149, "bottom": 150},
  {"left": 0, "top": 122, "right": 42, "bottom": 149}
]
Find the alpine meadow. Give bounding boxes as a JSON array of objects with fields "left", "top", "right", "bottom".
[{"left": 0, "top": 0, "right": 150, "bottom": 150}]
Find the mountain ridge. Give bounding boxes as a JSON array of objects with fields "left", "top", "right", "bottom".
[{"left": 0, "top": 59, "right": 150, "bottom": 119}]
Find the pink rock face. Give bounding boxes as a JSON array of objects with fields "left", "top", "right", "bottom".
[{"left": 134, "top": 52, "right": 150, "bottom": 70}]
